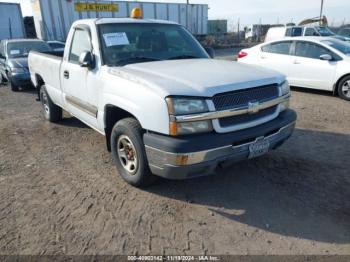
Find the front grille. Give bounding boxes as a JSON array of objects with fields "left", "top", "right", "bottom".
[
  {"left": 213, "top": 84, "right": 279, "bottom": 111},
  {"left": 219, "top": 106, "right": 278, "bottom": 127}
]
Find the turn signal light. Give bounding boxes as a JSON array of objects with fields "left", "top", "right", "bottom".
[{"left": 131, "top": 7, "right": 143, "bottom": 19}]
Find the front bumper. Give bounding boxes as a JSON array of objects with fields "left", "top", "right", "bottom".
[
  {"left": 144, "top": 109, "right": 297, "bottom": 179},
  {"left": 10, "top": 72, "right": 31, "bottom": 86}
]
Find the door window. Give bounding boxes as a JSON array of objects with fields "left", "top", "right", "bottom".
[
  {"left": 295, "top": 41, "right": 333, "bottom": 59},
  {"left": 304, "top": 28, "right": 319, "bottom": 36},
  {"left": 286, "top": 27, "right": 302, "bottom": 37},
  {"left": 69, "top": 29, "right": 91, "bottom": 63},
  {"left": 261, "top": 41, "right": 292, "bottom": 55}
]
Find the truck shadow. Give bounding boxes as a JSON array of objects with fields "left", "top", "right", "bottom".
[
  {"left": 58, "top": 116, "right": 89, "bottom": 129},
  {"left": 146, "top": 128, "right": 350, "bottom": 244}
]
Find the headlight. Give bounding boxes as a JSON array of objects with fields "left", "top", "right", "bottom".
[
  {"left": 280, "top": 81, "right": 290, "bottom": 112},
  {"left": 11, "top": 68, "right": 26, "bottom": 73},
  {"left": 280, "top": 80, "right": 290, "bottom": 96},
  {"left": 166, "top": 97, "right": 213, "bottom": 135},
  {"left": 166, "top": 97, "right": 209, "bottom": 115}
]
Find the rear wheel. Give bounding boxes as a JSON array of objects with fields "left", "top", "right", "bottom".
[
  {"left": 338, "top": 76, "right": 350, "bottom": 101},
  {"left": 40, "top": 86, "right": 62, "bottom": 122},
  {"left": 111, "top": 118, "right": 157, "bottom": 187}
]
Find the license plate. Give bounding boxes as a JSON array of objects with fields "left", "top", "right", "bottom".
[{"left": 248, "top": 138, "right": 270, "bottom": 159}]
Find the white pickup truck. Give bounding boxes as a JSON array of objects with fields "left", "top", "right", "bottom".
[{"left": 29, "top": 15, "right": 296, "bottom": 187}]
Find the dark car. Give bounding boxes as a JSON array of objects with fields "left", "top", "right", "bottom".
[
  {"left": 337, "top": 27, "right": 350, "bottom": 41},
  {"left": 0, "top": 39, "right": 52, "bottom": 91}
]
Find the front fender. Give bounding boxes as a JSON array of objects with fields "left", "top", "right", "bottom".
[{"left": 99, "top": 80, "right": 170, "bottom": 135}]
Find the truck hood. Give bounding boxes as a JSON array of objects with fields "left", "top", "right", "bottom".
[
  {"left": 110, "top": 59, "right": 285, "bottom": 97},
  {"left": 8, "top": 57, "right": 28, "bottom": 70}
]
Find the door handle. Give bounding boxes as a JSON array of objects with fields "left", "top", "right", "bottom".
[
  {"left": 63, "top": 70, "right": 69, "bottom": 79},
  {"left": 293, "top": 60, "right": 301, "bottom": 64},
  {"left": 260, "top": 55, "right": 267, "bottom": 59}
]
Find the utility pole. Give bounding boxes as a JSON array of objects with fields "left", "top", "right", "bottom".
[
  {"left": 320, "top": 0, "right": 324, "bottom": 25},
  {"left": 186, "top": 0, "right": 189, "bottom": 4},
  {"left": 237, "top": 18, "right": 240, "bottom": 44}
]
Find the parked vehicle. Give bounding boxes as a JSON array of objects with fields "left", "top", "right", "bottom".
[
  {"left": 29, "top": 12, "right": 296, "bottom": 187},
  {"left": 265, "top": 26, "right": 348, "bottom": 42},
  {"left": 47, "top": 41, "right": 65, "bottom": 52},
  {"left": 0, "top": 2, "right": 25, "bottom": 40},
  {"left": 238, "top": 37, "right": 350, "bottom": 100},
  {"left": 31, "top": 0, "right": 208, "bottom": 41},
  {"left": 338, "top": 27, "right": 350, "bottom": 40},
  {"left": 245, "top": 24, "right": 275, "bottom": 42},
  {"left": 0, "top": 39, "right": 52, "bottom": 91},
  {"left": 264, "top": 27, "right": 302, "bottom": 42}
]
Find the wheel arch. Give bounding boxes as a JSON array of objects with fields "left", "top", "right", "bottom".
[
  {"left": 35, "top": 74, "right": 45, "bottom": 101},
  {"left": 104, "top": 104, "right": 142, "bottom": 151},
  {"left": 334, "top": 73, "right": 350, "bottom": 95}
]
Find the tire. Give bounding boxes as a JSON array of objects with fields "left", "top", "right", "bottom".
[
  {"left": 40, "top": 86, "right": 62, "bottom": 122},
  {"left": 338, "top": 76, "right": 350, "bottom": 101},
  {"left": 111, "top": 118, "right": 157, "bottom": 187},
  {"left": 9, "top": 79, "right": 19, "bottom": 92}
]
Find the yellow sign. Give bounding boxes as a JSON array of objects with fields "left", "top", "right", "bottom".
[{"left": 75, "top": 3, "right": 118, "bottom": 12}]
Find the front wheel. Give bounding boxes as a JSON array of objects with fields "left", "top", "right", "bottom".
[
  {"left": 40, "top": 86, "right": 62, "bottom": 122},
  {"left": 338, "top": 76, "right": 350, "bottom": 101},
  {"left": 9, "top": 79, "right": 19, "bottom": 92},
  {"left": 111, "top": 118, "right": 157, "bottom": 187}
]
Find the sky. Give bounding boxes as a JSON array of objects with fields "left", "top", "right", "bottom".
[{"left": 1, "top": 0, "right": 349, "bottom": 30}]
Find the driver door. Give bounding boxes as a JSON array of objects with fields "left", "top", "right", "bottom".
[{"left": 61, "top": 27, "right": 99, "bottom": 128}]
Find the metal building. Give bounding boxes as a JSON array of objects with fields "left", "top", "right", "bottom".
[
  {"left": 31, "top": 0, "right": 208, "bottom": 41},
  {"left": 0, "top": 2, "right": 26, "bottom": 40},
  {"left": 208, "top": 20, "right": 227, "bottom": 34}
]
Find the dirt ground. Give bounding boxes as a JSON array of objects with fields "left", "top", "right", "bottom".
[{"left": 0, "top": 82, "right": 349, "bottom": 255}]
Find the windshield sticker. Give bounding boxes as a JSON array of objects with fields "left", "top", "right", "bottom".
[
  {"left": 10, "top": 50, "right": 20, "bottom": 55},
  {"left": 103, "top": 32, "right": 129, "bottom": 47}
]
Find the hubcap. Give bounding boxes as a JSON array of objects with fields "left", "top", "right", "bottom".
[
  {"left": 342, "top": 80, "right": 350, "bottom": 98},
  {"left": 41, "top": 92, "right": 50, "bottom": 116},
  {"left": 117, "top": 135, "right": 138, "bottom": 175}
]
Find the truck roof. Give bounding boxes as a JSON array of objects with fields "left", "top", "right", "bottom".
[{"left": 90, "top": 18, "right": 179, "bottom": 25}]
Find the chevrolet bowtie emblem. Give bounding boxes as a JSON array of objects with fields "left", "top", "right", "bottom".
[{"left": 248, "top": 101, "right": 260, "bottom": 114}]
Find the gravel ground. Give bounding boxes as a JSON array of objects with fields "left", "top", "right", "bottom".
[{"left": 0, "top": 82, "right": 349, "bottom": 255}]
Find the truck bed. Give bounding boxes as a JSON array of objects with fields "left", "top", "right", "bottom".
[{"left": 29, "top": 51, "right": 63, "bottom": 106}]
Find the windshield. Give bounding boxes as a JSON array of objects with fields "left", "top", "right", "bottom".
[
  {"left": 98, "top": 23, "right": 208, "bottom": 66},
  {"left": 321, "top": 39, "right": 350, "bottom": 55},
  {"left": 338, "top": 28, "right": 350, "bottom": 37},
  {"left": 316, "top": 26, "right": 335, "bottom": 36},
  {"left": 7, "top": 41, "right": 52, "bottom": 58}
]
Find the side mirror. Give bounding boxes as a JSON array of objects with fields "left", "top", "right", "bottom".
[
  {"left": 79, "top": 51, "right": 94, "bottom": 68},
  {"left": 319, "top": 54, "right": 332, "bottom": 61},
  {"left": 205, "top": 47, "right": 215, "bottom": 58},
  {"left": 0, "top": 54, "right": 5, "bottom": 59}
]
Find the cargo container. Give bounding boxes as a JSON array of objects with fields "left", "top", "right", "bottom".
[
  {"left": 0, "top": 2, "right": 26, "bottom": 40},
  {"left": 31, "top": 0, "right": 208, "bottom": 41}
]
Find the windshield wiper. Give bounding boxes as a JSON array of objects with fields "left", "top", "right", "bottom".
[
  {"left": 167, "top": 55, "right": 201, "bottom": 60},
  {"left": 116, "top": 56, "right": 161, "bottom": 66}
]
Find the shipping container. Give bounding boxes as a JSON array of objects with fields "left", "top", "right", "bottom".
[
  {"left": 31, "top": 0, "right": 208, "bottom": 41},
  {"left": 0, "top": 2, "right": 26, "bottom": 40}
]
